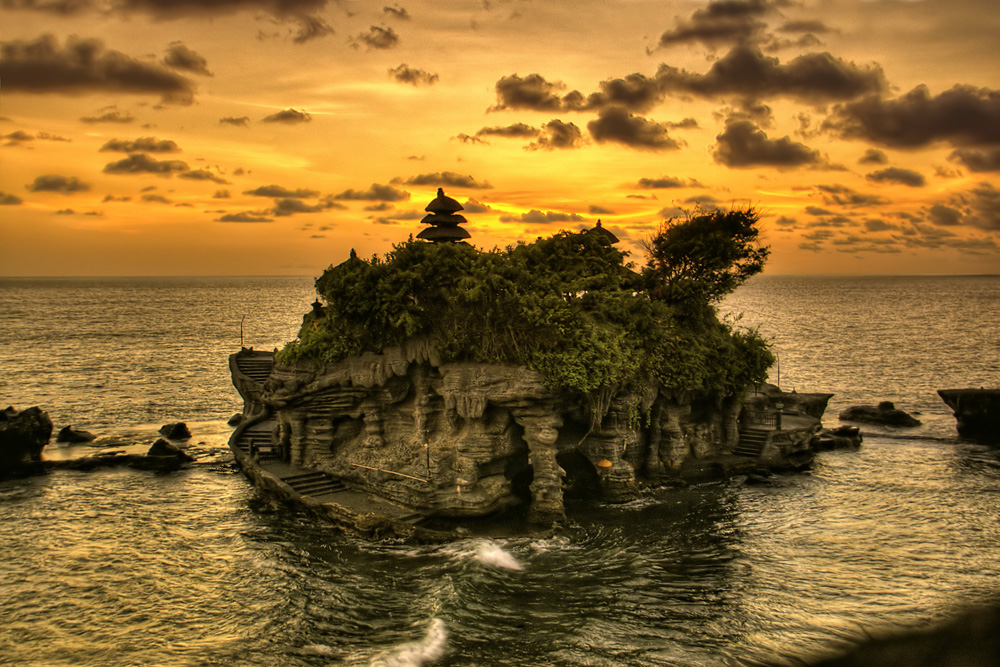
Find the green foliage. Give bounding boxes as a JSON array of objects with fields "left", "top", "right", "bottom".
[{"left": 278, "top": 211, "right": 773, "bottom": 401}]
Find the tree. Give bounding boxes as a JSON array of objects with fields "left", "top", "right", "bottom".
[{"left": 642, "top": 207, "right": 769, "bottom": 308}]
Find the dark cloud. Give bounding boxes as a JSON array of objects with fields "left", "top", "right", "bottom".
[
  {"left": 3, "top": 130, "right": 35, "bottom": 144},
  {"left": 142, "top": 193, "right": 171, "bottom": 204},
  {"left": 866, "top": 167, "right": 926, "bottom": 187},
  {"left": 1, "top": 0, "right": 97, "bottom": 15},
  {"left": 777, "top": 20, "right": 834, "bottom": 35},
  {"left": 577, "top": 73, "right": 666, "bottom": 114},
  {"left": 815, "top": 184, "right": 890, "bottom": 207},
  {"left": 364, "top": 202, "right": 393, "bottom": 211},
  {"left": 332, "top": 183, "right": 410, "bottom": 202},
  {"left": 220, "top": 116, "right": 250, "bottom": 127},
  {"left": 100, "top": 137, "right": 180, "bottom": 153},
  {"left": 26, "top": 174, "right": 89, "bottom": 193},
  {"left": 656, "top": 45, "right": 887, "bottom": 104},
  {"left": 103, "top": 153, "right": 189, "bottom": 175},
  {"left": 272, "top": 198, "right": 325, "bottom": 216},
  {"left": 0, "top": 191, "right": 24, "bottom": 205},
  {"left": 115, "top": 0, "right": 328, "bottom": 18},
  {"left": 355, "top": 25, "right": 399, "bottom": 50},
  {"left": 216, "top": 211, "right": 274, "bottom": 223},
  {"left": 863, "top": 218, "right": 897, "bottom": 232},
  {"left": 291, "top": 14, "right": 334, "bottom": 43},
  {"left": 588, "top": 205, "right": 615, "bottom": 215},
  {"left": 587, "top": 106, "right": 682, "bottom": 151},
  {"left": 526, "top": 119, "right": 585, "bottom": 151},
  {"left": 462, "top": 198, "right": 493, "bottom": 213},
  {"left": 489, "top": 73, "right": 566, "bottom": 112},
  {"left": 476, "top": 123, "right": 540, "bottom": 139},
  {"left": 656, "top": 0, "right": 774, "bottom": 49},
  {"left": 163, "top": 42, "right": 212, "bottom": 76},
  {"left": 805, "top": 206, "right": 835, "bottom": 216},
  {"left": 636, "top": 176, "right": 698, "bottom": 189},
  {"left": 55, "top": 208, "right": 76, "bottom": 214},
  {"left": 1, "top": 35, "right": 196, "bottom": 104},
  {"left": 37, "top": 131, "right": 71, "bottom": 142},
  {"left": 949, "top": 148, "right": 1000, "bottom": 173},
  {"left": 824, "top": 84, "right": 1000, "bottom": 148},
  {"left": 392, "top": 172, "right": 492, "bottom": 189},
  {"left": 713, "top": 118, "right": 823, "bottom": 168},
  {"left": 498, "top": 209, "right": 586, "bottom": 224},
  {"left": 858, "top": 148, "right": 888, "bottom": 165},
  {"left": 928, "top": 203, "right": 962, "bottom": 227},
  {"left": 262, "top": 108, "right": 311, "bottom": 124},
  {"left": 213, "top": 190, "right": 230, "bottom": 199},
  {"left": 244, "top": 184, "right": 320, "bottom": 198},
  {"left": 454, "top": 133, "right": 487, "bottom": 145},
  {"left": 383, "top": 4, "right": 410, "bottom": 20},
  {"left": 102, "top": 194, "right": 131, "bottom": 202},
  {"left": 775, "top": 215, "right": 796, "bottom": 227},
  {"left": 388, "top": 64, "right": 438, "bottom": 86},
  {"left": 942, "top": 182, "right": 1000, "bottom": 232},
  {"left": 80, "top": 110, "right": 135, "bottom": 123},
  {"left": 179, "top": 168, "right": 229, "bottom": 184}
]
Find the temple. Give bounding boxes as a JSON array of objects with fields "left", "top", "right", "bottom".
[{"left": 416, "top": 188, "right": 470, "bottom": 243}]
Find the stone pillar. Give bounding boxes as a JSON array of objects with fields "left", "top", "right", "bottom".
[
  {"left": 722, "top": 396, "right": 742, "bottom": 453},
  {"left": 289, "top": 414, "right": 308, "bottom": 466},
  {"left": 520, "top": 415, "right": 564, "bottom": 526}
]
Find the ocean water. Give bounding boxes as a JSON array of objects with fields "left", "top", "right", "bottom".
[{"left": 1, "top": 274, "right": 998, "bottom": 667}]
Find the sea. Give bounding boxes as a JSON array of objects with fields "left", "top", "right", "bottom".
[{"left": 0, "top": 274, "right": 998, "bottom": 667}]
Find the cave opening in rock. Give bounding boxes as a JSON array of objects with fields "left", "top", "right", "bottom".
[{"left": 556, "top": 450, "right": 602, "bottom": 500}]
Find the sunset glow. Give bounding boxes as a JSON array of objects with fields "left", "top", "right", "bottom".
[{"left": 2, "top": 0, "right": 998, "bottom": 276}]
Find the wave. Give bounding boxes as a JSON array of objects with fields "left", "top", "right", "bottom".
[
  {"left": 473, "top": 540, "right": 523, "bottom": 571},
  {"left": 370, "top": 618, "right": 447, "bottom": 667}
]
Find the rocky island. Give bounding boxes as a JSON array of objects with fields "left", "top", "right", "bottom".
[
  {"left": 228, "top": 191, "right": 842, "bottom": 540},
  {"left": 938, "top": 388, "right": 1000, "bottom": 441}
]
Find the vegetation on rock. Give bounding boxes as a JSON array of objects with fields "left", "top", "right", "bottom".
[{"left": 278, "top": 208, "right": 773, "bottom": 402}]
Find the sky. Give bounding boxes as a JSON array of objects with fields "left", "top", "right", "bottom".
[{"left": 2, "top": 0, "right": 999, "bottom": 276}]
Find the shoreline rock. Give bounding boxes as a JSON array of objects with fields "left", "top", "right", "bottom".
[
  {"left": 158, "top": 422, "right": 192, "bottom": 440},
  {"left": 1, "top": 406, "right": 53, "bottom": 477},
  {"left": 839, "top": 401, "right": 920, "bottom": 427},
  {"left": 938, "top": 388, "right": 1000, "bottom": 441},
  {"left": 56, "top": 425, "right": 97, "bottom": 443}
]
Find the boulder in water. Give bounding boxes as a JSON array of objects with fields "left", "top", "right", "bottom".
[
  {"left": 131, "top": 438, "right": 196, "bottom": 471},
  {"left": 227, "top": 413, "right": 243, "bottom": 427},
  {"left": 158, "top": 422, "right": 192, "bottom": 440},
  {"left": 0, "top": 406, "right": 53, "bottom": 475},
  {"left": 938, "top": 388, "right": 1000, "bottom": 441},
  {"left": 56, "top": 425, "right": 97, "bottom": 443},
  {"left": 839, "top": 401, "right": 921, "bottom": 427}
]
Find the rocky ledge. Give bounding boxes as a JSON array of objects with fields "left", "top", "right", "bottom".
[
  {"left": 938, "top": 388, "right": 1000, "bottom": 441},
  {"left": 839, "top": 401, "right": 921, "bottom": 427}
]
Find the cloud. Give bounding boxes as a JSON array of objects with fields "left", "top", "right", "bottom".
[
  {"left": 1, "top": 0, "right": 96, "bottom": 15},
  {"left": 332, "top": 183, "right": 410, "bottom": 201},
  {"left": 657, "top": 45, "right": 887, "bottom": 104},
  {"left": 291, "top": 14, "right": 334, "bottom": 43},
  {"left": 213, "top": 189, "right": 230, "bottom": 199},
  {"left": 220, "top": 116, "right": 250, "bottom": 127},
  {"left": 587, "top": 106, "right": 682, "bottom": 151},
  {"left": 863, "top": 219, "right": 896, "bottom": 232},
  {"left": 383, "top": 4, "right": 410, "bottom": 20},
  {"left": 100, "top": 137, "right": 180, "bottom": 153},
  {"left": 388, "top": 64, "right": 438, "bottom": 86},
  {"left": 858, "top": 148, "right": 888, "bottom": 165},
  {"left": 577, "top": 73, "right": 667, "bottom": 114},
  {"left": 815, "top": 184, "right": 890, "bottom": 207},
  {"left": 526, "top": 119, "right": 585, "bottom": 151},
  {"left": 116, "top": 0, "right": 329, "bottom": 18},
  {"left": 928, "top": 203, "right": 962, "bottom": 227},
  {"left": 949, "top": 148, "right": 1000, "bottom": 173},
  {"left": 588, "top": 204, "right": 615, "bottom": 215},
  {"left": 179, "top": 168, "right": 229, "bottom": 184},
  {"left": 939, "top": 182, "right": 1000, "bottom": 232},
  {"left": 1, "top": 35, "right": 196, "bottom": 104},
  {"left": 499, "top": 209, "right": 586, "bottom": 224},
  {"left": 866, "top": 167, "right": 926, "bottom": 187},
  {"left": 26, "top": 174, "right": 89, "bottom": 193},
  {"left": 476, "top": 123, "right": 540, "bottom": 139},
  {"left": 141, "top": 193, "right": 171, "bottom": 204},
  {"left": 80, "top": 110, "right": 135, "bottom": 123},
  {"left": 163, "top": 42, "right": 212, "bottom": 76},
  {"left": 489, "top": 73, "right": 567, "bottom": 112},
  {"left": 462, "top": 198, "right": 493, "bottom": 213},
  {"left": 102, "top": 194, "right": 131, "bottom": 202},
  {"left": 103, "top": 153, "right": 189, "bottom": 175},
  {"left": 636, "top": 176, "right": 697, "bottom": 189},
  {"left": 656, "top": 0, "right": 774, "bottom": 50},
  {"left": 244, "top": 184, "right": 320, "bottom": 198},
  {"left": 713, "top": 118, "right": 824, "bottom": 168},
  {"left": 355, "top": 25, "right": 399, "bottom": 50},
  {"left": 262, "top": 108, "right": 311, "bottom": 124},
  {"left": 272, "top": 198, "right": 326, "bottom": 216},
  {"left": 216, "top": 211, "right": 274, "bottom": 223},
  {"left": 778, "top": 20, "right": 835, "bottom": 35},
  {"left": 0, "top": 191, "right": 24, "bottom": 205},
  {"left": 3, "top": 130, "right": 36, "bottom": 144},
  {"left": 392, "top": 172, "right": 492, "bottom": 189},
  {"left": 824, "top": 84, "right": 1000, "bottom": 148}
]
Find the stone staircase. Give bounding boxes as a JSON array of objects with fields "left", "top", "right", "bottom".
[
  {"left": 235, "top": 353, "right": 274, "bottom": 383},
  {"left": 233, "top": 420, "right": 278, "bottom": 457},
  {"left": 734, "top": 427, "right": 769, "bottom": 458},
  {"left": 282, "top": 470, "right": 347, "bottom": 498}
]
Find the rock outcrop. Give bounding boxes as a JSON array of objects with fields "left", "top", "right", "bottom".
[
  {"left": 0, "top": 406, "right": 53, "bottom": 476},
  {"left": 839, "top": 401, "right": 921, "bottom": 427},
  {"left": 56, "top": 425, "right": 97, "bottom": 443},
  {"left": 232, "top": 343, "right": 828, "bottom": 530},
  {"left": 938, "top": 388, "right": 1000, "bottom": 441},
  {"left": 158, "top": 422, "right": 192, "bottom": 440}
]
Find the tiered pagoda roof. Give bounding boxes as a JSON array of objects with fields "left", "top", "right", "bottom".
[{"left": 416, "top": 188, "right": 471, "bottom": 243}]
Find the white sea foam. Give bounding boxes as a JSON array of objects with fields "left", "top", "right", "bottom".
[
  {"left": 370, "top": 618, "right": 447, "bottom": 667},
  {"left": 473, "top": 540, "right": 523, "bottom": 571}
]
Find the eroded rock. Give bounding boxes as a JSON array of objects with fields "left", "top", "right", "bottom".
[
  {"left": 839, "top": 401, "right": 921, "bottom": 427},
  {"left": 158, "top": 422, "right": 192, "bottom": 440},
  {"left": 56, "top": 425, "right": 97, "bottom": 443},
  {"left": 0, "top": 406, "right": 53, "bottom": 475}
]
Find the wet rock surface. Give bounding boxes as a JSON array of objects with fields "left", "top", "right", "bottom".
[
  {"left": 56, "top": 425, "right": 97, "bottom": 443},
  {"left": 938, "top": 388, "right": 1000, "bottom": 441},
  {"left": 159, "top": 422, "right": 192, "bottom": 440},
  {"left": 839, "top": 401, "right": 921, "bottom": 427},
  {"left": 0, "top": 406, "right": 53, "bottom": 476}
]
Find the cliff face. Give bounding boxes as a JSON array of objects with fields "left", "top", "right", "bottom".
[
  {"left": 254, "top": 339, "right": 781, "bottom": 525},
  {"left": 938, "top": 388, "right": 1000, "bottom": 441}
]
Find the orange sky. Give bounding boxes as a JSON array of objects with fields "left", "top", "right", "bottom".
[{"left": 2, "top": 0, "right": 999, "bottom": 276}]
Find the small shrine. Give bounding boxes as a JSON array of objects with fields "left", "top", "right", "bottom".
[
  {"left": 586, "top": 219, "right": 619, "bottom": 244},
  {"left": 416, "top": 188, "right": 471, "bottom": 243}
]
